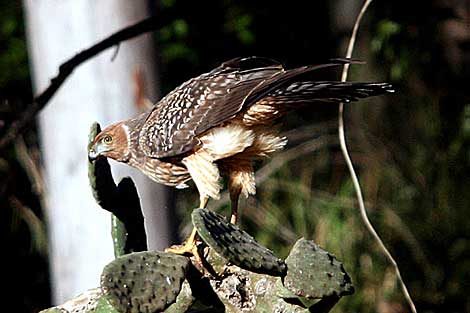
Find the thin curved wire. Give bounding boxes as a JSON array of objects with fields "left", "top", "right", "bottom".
[{"left": 338, "top": 1, "right": 417, "bottom": 312}]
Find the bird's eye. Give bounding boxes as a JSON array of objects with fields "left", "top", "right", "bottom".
[{"left": 103, "top": 135, "right": 113, "bottom": 144}]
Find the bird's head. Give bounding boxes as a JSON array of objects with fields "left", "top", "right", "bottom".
[{"left": 88, "top": 121, "right": 131, "bottom": 163}]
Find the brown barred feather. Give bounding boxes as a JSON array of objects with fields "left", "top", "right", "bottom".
[
  {"left": 138, "top": 57, "right": 376, "bottom": 159},
  {"left": 90, "top": 56, "right": 394, "bottom": 212}
]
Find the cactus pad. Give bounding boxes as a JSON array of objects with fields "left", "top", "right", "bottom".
[
  {"left": 283, "top": 238, "right": 354, "bottom": 298},
  {"left": 88, "top": 122, "right": 115, "bottom": 208},
  {"left": 191, "top": 208, "right": 287, "bottom": 276},
  {"left": 88, "top": 121, "right": 147, "bottom": 255},
  {"left": 101, "top": 251, "right": 190, "bottom": 313}
]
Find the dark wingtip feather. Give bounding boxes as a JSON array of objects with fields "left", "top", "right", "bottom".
[
  {"left": 385, "top": 84, "right": 395, "bottom": 93},
  {"left": 328, "top": 58, "right": 365, "bottom": 65}
]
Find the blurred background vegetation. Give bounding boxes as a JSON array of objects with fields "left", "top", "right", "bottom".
[{"left": 1, "top": 0, "right": 469, "bottom": 312}]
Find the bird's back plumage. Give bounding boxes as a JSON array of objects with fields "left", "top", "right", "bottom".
[
  {"left": 138, "top": 57, "right": 393, "bottom": 159},
  {"left": 90, "top": 56, "right": 395, "bottom": 229}
]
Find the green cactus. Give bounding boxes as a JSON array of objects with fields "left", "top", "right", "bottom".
[
  {"left": 191, "top": 208, "right": 287, "bottom": 276},
  {"left": 41, "top": 235, "right": 353, "bottom": 313},
  {"left": 282, "top": 239, "right": 354, "bottom": 299},
  {"left": 94, "top": 295, "right": 120, "bottom": 313},
  {"left": 101, "top": 251, "right": 190, "bottom": 313},
  {"left": 162, "top": 281, "right": 195, "bottom": 313},
  {"left": 88, "top": 122, "right": 147, "bottom": 256},
  {"left": 39, "top": 123, "right": 356, "bottom": 313}
]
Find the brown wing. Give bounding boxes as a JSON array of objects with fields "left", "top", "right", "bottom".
[
  {"left": 139, "top": 57, "right": 356, "bottom": 158},
  {"left": 138, "top": 57, "right": 283, "bottom": 158},
  {"left": 262, "top": 81, "right": 394, "bottom": 104}
]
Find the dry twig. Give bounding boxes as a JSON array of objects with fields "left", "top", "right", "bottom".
[
  {"left": 9, "top": 196, "right": 48, "bottom": 255},
  {"left": 338, "top": 0, "right": 417, "bottom": 312},
  {"left": 15, "top": 136, "right": 46, "bottom": 197},
  {"left": 0, "top": 14, "right": 173, "bottom": 150}
]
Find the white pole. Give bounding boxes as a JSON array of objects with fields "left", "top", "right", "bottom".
[{"left": 22, "top": 0, "right": 174, "bottom": 304}]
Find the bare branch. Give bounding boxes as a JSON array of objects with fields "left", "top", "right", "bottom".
[
  {"left": 338, "top": 1, "right": 418, "bottom": 312},
  {"left": 15, "top": 136, "right": 46, "bottom": 197},
  {"left": 9, "top": 196, "right": 48, "bottom": 255},
  {"left": 0, "top": 14, "right": 172, "bottom": 150}
]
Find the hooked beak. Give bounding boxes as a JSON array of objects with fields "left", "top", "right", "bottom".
[
  {"left": 88, "top": 143, "right": 106, "bottom": 162},
  {"left": 88, "top": 148, "right": 98, "bottom": 162}
]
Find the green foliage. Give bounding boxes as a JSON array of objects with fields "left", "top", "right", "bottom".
[
  {"left": 0, "top": 3, "right": 29, "bottom": 89},
  {"left": 158, "top": 19, "right": 198, "bottom": 64},
  {"left": 224, "top": 9, "right": 255, "bottom": 45},
  {"left": 94, "top": 296, "right": 119, "bottom": 313},
  {"left": 371, "top": 19, "right": 407, "bottom": 80}
]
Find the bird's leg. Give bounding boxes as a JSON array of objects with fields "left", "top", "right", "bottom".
[
  {"left": 226, "top": 161, "right": 255, "bottom": 224},
  {"left": 229, "top": 186, "right": 241, "bottom": 224},
  {"left": 165, "top": 194, "right": 209, "bottom": 264},
  {"left": 199, "top": 194, "right": 209, "bottom": 209}
]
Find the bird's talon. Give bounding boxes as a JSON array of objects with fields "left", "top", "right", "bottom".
[
  {"left": 166, "top": 246, "right": 203, "bottom": 265},
  {"left": 165, "top": 239, "right": 203, "bottom": 265},
  {"left": 165, "top": 243, "right": 194, "bottom": 255}
]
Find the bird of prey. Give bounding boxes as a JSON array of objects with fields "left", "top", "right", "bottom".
[{"left": 88, "top": 57, "right": 393, "bottom": 258}]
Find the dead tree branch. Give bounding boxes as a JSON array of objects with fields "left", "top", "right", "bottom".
[{"left": 0, "top": 14, "right": 173, "bottom": 150}]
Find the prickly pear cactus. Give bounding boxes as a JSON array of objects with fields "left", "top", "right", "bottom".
[
  {"left": 283, "top": 238, "right": 354, "bottom": 299},
  {"left": 40, "top": 217, "right": 355, "bottom": 313},
  {"left": 88, "top": 123, "right": 115, "bottom": 210},
  {"left": 40, "top": 124, "right": 356, "bottom": 313},
  {"left": 101, "top": 251, "right": 190, "bottom": 313},
  {"left": 88, "top": 122, "right": 147, "bottom": 256},
  {"left": 192, "top": 208, "right": 287, "bottom": 276}
]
